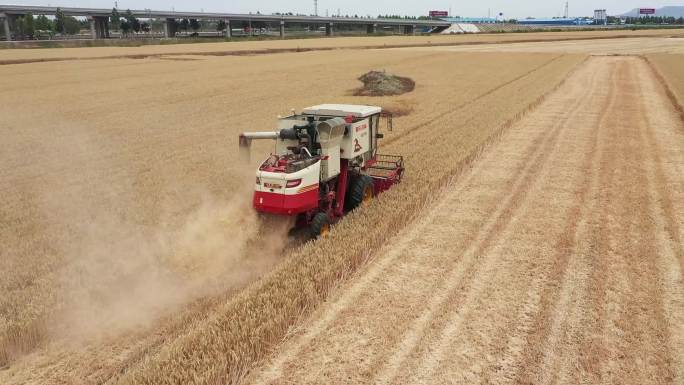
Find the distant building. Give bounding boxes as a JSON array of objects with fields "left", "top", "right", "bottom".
[
  {"left": 442, "top": 17, "right": 498, "bottom": 24},
  {"left": 594, "top": 9, "right": 607, "bottom": 25},
  {"left": 517, "top": 18, "right": 593, "bottom": 26}
]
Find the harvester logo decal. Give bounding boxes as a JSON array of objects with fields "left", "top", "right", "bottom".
[{"left": 354, "top": 139, "right": 362, "bottom": 152}]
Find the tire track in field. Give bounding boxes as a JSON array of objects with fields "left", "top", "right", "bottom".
[
  {"left": 637, "top": 60, "right": 684, "bottom": 382},
  {"left": 474, "top": 59, "right": 617, "bottom": 385},
  {"left": 618, "top": 60, "right": 679, "bottom": 383},
  {"left": 405, "top": 56, "right": 615, "bottom": 385},
  {"left": 509, "top": 59, "right": 620, "bottom": 385},
  {"left": 515, "top": 57, "right": 678, "bottom": 385},
  {"left": 570, "top": 62, "right": 629, "bottom": 385},
  {"left": 401, "top": 81, "right": 604, "bottom": 384},
  {"left": 372, "top": 63, "right": 604, "bottom": 385}
]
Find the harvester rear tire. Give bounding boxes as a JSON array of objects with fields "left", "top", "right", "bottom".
[
  {"left": 310, "top": 212, "right": 331, "bottom": 238},
  {"left": 345, "top": 174, "right": 374, "bottom": 212}
]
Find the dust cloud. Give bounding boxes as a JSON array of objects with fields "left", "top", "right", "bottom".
[
  {"left": 30, "top": 133, "right": 293, "bottom": 345},
  {"left": 52, "top": 189, "right": 292, "bottom": 344}
]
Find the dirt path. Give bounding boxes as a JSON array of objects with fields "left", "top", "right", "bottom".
[{"left": 247, "top": 56, "right": 684, "bottom": 385}]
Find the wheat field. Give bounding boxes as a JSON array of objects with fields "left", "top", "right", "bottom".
[
  {"left": 1, "top": 32, "right": 682, "bottom": 385},
  {"left": 0, "top": 46, "right": 584, "bottom": 383}
]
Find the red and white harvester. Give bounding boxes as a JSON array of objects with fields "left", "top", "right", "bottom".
[{"left": 239, "top": 104, "right": 404, "bottom": 237}]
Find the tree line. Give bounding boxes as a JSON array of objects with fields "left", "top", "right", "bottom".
[
  {"left": 622, "top": 16, "right": 684, "bottom": 24},
  {"left": 8, "top": 9, "right": 82, "bottom": 39}
]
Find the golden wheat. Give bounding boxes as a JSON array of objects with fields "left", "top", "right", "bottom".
[{"left": 0, "top": 46, "right": 585, "bottom": 384}]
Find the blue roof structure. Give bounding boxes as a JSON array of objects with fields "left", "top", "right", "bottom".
[
  {"left": 518, "top": 18, "right": 592, "bottom": 25},
  {"left": 442, "top": 17, "right": 499, "bottom": 23}
]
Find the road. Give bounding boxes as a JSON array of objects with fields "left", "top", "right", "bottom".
[{"left": 247, "top": 56, "right": 684, "bottom": 385}]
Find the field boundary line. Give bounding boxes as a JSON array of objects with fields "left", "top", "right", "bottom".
[{"left": 633, "top": 66, "right": 681, "bottom": 382}]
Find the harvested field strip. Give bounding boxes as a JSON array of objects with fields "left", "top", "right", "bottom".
[
  {"left": 248, "top": 55, "right": 684, "bottom": 385},
  {"left": 109, "top": 55, "right": 585, "bottom": 385},
  {"left": 381, "top": 63, "right": 604, "bottom": 385}
]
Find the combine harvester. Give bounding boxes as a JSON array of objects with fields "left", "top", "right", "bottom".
[{"left": 239, "top": 104, "right": 404, "bottom": 237}]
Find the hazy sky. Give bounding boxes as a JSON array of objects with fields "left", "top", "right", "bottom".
[{"left": 13, "top": 0, "right": 684, "bottom": 18}]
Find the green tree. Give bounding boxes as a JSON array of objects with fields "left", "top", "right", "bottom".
[
  {"left": 55, "top": 7, "right": 65, "bottom": 33},
  {"left": 180, "top": 18, "right": 189, "bottom": 31},
  {"left": 35, "top": 14, "right": 53, "bottom": 31},
  {"left": 216, "top": 20, "right": 227, "bottom": 31},
  {"left": 124, "top": 9, "right": 140, "bottom": 33},
  {"left": 16, "top": 12, "right": 35, "bottom": 38},
  {"left": 189, "top": 18, "right": 200, "bottom": 31},
  {"left": 110, "top": 8, "right": 121, "bottom": 30},
  {"left": 63, "top": 16, "right": 81, "bottom": 35},
  {"left": 119, "top": 19, "right": 131, "bottom": 35}
]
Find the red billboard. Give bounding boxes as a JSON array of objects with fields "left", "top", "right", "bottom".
[
  {"left": 639, "top": 8, "right": 656, "bottom": 14},
  {"left": 429, "top": 10, "right": 449, "bottom": 17}
]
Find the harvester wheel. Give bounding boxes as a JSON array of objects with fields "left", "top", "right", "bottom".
[
  {"left": 345, "top": 175, "right": 374, "bottom": 212},
  {"left": 310, "top": 212, "right": 331, "bottom": 238}
]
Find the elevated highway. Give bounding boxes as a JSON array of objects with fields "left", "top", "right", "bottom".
[{"left": 0, "top": 5, "right": 450, "bottom": 40}]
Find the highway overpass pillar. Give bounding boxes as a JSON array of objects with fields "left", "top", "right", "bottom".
[
  {"left": 164, "top": 18, "right": 177, "bottom": 38},
  {"left": 88, "top": 16, "right": 109, "bottom": 39},
  {"left": 89, "top": 17, "right": 96, "bottom": 39},
  {"left": 325, "top": 22, "right": 333, "bottom": 36},
  {"left": 280, "top": 20, "right": 285, "bottom": 38},
  {"left": 1, "top": 13, "right": 10, "bottom": 41},
  {"left": 93, "top": 16, "right": 109, "bottom": 38},
  {"left": 225, "top": 19, "right": 231, "bottom": 38},
  {"left": 367, "top": 23, "right": 377, "bottom": 34}
]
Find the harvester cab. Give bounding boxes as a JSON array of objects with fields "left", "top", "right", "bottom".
[{"left": 239, "top": 104, "right": 404, "bottom": 237}]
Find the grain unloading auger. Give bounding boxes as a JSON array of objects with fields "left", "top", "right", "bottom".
[{"left": 239, "top": 104, "right": 404, "bottom": 237}]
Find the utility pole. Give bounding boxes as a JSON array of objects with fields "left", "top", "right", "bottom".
[
  {"left": 564, "top": 1, "right": 569, "bottom": 18},
  {"left": 314, "top": 0, "right": 318, "bottom": 16}
]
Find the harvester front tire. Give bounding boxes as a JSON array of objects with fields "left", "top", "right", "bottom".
[
  {"left": 310, "top": 212, "right": 331, "bottom": 238},
  {"left": 345, "top": 175, "right": 374, "bottom": 212}
]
